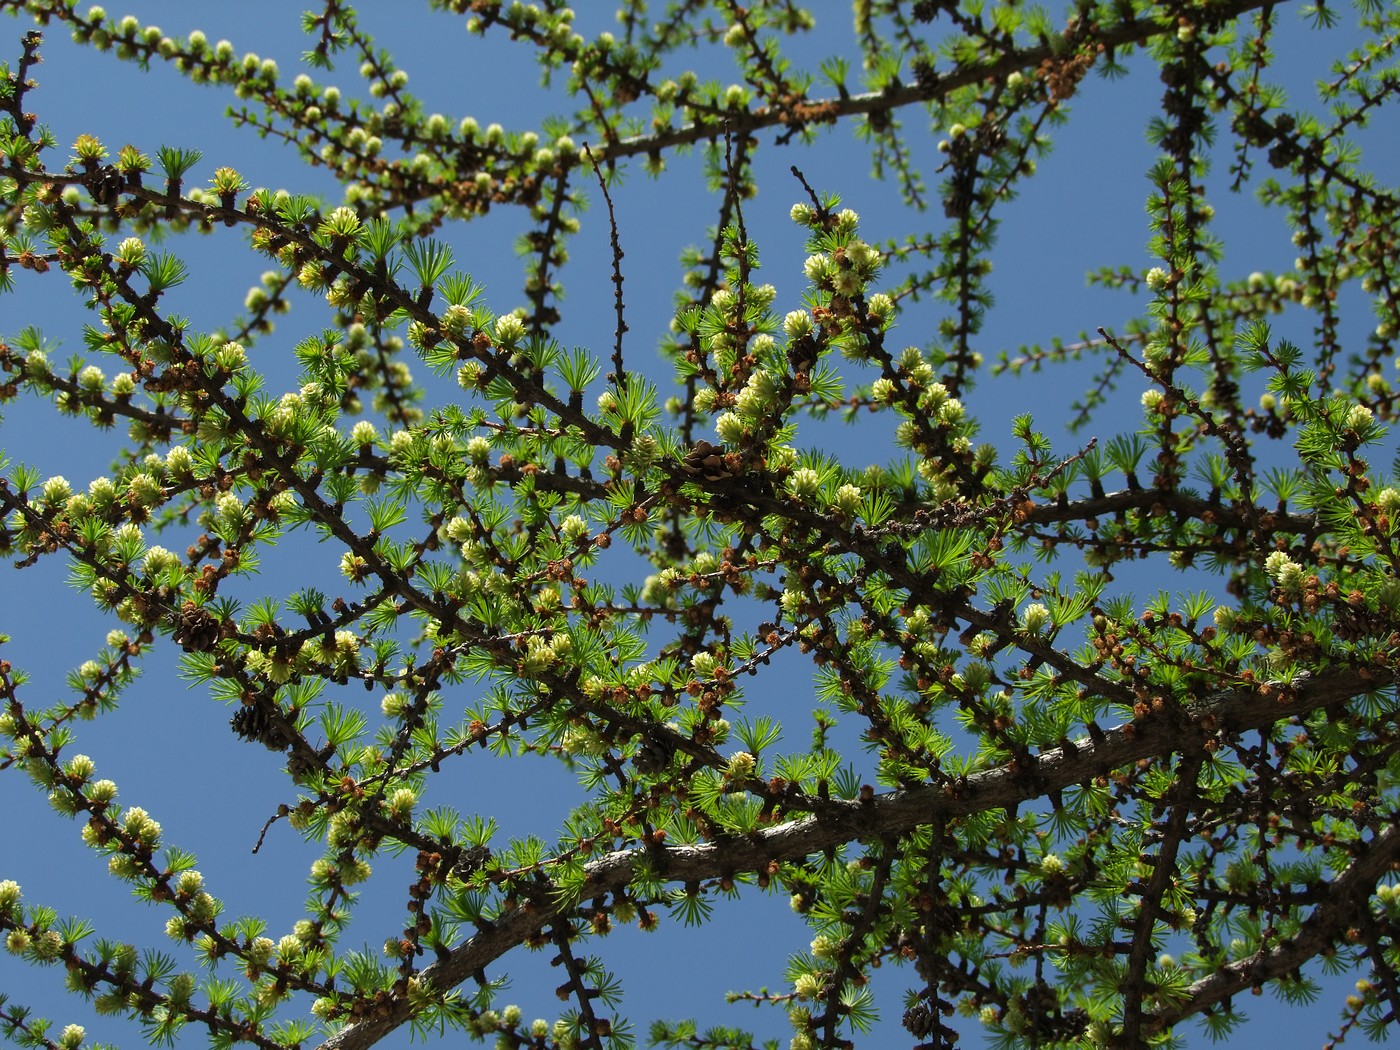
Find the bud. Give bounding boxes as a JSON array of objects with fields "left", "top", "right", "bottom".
[{"left": 724, "top": 751, "right": 755, "bottom": 780}]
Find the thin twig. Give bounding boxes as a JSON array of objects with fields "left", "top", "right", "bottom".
[{"left": 583, "top": 143, "right": 629, "bottom": 390}]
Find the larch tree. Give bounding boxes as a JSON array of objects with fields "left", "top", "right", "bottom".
[{"left": 1, "top": 1, "right": 1398, "bottom": 1049}]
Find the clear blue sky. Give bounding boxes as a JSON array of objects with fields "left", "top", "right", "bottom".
[{"left": 1, "top": 3, "right": 1389, "bottom": 1047}]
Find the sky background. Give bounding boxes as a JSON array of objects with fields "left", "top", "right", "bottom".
[{"left": 1, "top": 2, "right": 1393, "bottom": 1048}]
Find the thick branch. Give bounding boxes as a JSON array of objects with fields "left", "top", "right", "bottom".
[
  {"left": 1147, "top": 817, "right": 1400, "bottom": 1032},
  {"left": 597, "top": 0, "right": 1279, "bottom": 163},
  {"left": 320, "top": 664, "right": 1378, "bottom": 1050},
  {"left": 1023, "top": 486, "right": 1316, "bottom": 537}
]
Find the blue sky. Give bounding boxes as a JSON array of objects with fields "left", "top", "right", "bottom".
[{"left": 1, "top": 2, "right": 1392, "bottom": 1047}]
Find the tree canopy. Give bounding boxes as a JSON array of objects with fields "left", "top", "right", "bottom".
[{"left": 2, "top": 1, "right": 1399, "bottom": 1048}]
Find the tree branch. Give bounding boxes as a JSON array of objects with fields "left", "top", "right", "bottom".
[{"left": 321, "top": 665, "right": 1379, "bottom": 1050}]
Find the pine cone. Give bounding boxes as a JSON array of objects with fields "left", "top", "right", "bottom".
[
  {"left": 680, "top": 440, "right": 735, "bottom": 482},
  {"left": 451, "top": 844, "right": 492, "bottom": 879},
  {"left": 230, "top": 701, "right": 295, "bottom": 751},
  {"left": 171, "top": 600, "right": 221, "bottom": 652},
  {"left": 632, "top": 735, "right": 674, "bottom": 775}
]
